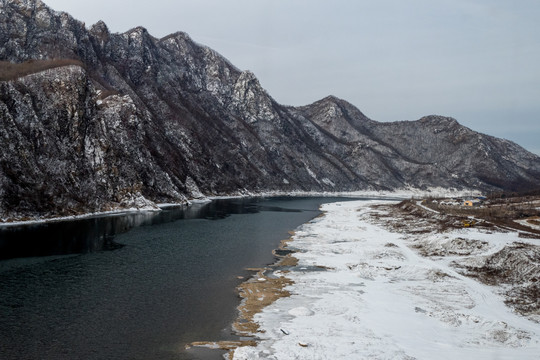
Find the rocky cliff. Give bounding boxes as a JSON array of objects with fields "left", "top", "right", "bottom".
[{"left": 1, "top": 0, "right": 539, "bottom": 220}]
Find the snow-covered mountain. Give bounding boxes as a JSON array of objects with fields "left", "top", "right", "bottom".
[{"left": 1, "top": 0, "right": 539, "bottom": 220}]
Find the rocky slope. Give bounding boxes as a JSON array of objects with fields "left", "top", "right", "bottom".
[{"left": 1, "top": 0, "right": 539, "bottom": 220}]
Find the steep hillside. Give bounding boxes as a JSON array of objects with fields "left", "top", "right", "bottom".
[{"left": 0, "top": 0, "right": 539, "bottom": 220}]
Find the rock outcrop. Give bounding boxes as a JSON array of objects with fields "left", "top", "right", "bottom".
[{"left": 1, "top": 0, "right": 539, "bottom": 220}]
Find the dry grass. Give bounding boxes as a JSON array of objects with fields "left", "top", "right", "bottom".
[
  {"left": 519, "top": 232, "right": 540, "bottom": 240},
  {"left": 234, "top": 269, "right": 293, "bottom": 335},
  {"left": 276, "top": 254, "right": 299, "bottom": 267},
  {"left": 191, "top": 231, "right": 302, "bottom": 357},
  {"left": 0, "top": 59, "right": 84, "bottom": 81},
  {"left": 186, "top": 266, "right": 294, "bottom": 358},
  {"left": 371, "top": 197, "right": 540, "bottom": 319},
  {"left": 505, "top": 284, "right": 540, "bottom": 320},
  {"left": 236, "top": 235, "right": 298, "bottom": 335},
  {"left": 274, "top": 235, "right": 298, "bottom": 267},
  {"left": 187, "top": 340, "right": 257, "bottom": 351},
  {"left": 416, "top": 196, "right": 540, "bottom": 235},
  {"left": 379, "top": 200, "right": 474, "bottom": 234},
  {"left": 425, "top": 196, "right": 540, "bottom": 227},
  {"left": 97, "top": 89, "right": 121, "bottom": 100}
]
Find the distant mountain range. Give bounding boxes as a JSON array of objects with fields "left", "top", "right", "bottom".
[{"left": 1, "top": 0, "right": 539, "bottom": 220}]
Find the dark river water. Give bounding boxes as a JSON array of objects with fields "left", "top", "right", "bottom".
[{"left": 0, "top": 197, "right": 358, "bottom": 360}]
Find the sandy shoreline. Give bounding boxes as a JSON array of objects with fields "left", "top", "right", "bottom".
[
  {"left": 210, "top": 198, "right": 540, "bottom": 359},
  {"left": 186, "top": 231, "right": 302, "bottom": 358}
]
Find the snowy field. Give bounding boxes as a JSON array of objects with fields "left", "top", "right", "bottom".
[{"left": 232, "top": 200, "right": 540, "bottom": 360}]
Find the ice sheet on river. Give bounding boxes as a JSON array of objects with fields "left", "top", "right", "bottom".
[{"left": 233, "top": 200, "right": 540, "bottom": 360}]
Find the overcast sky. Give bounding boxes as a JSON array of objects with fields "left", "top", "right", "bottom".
[{"left": 43, "top": 0, "right": 540, "bottom": 155}]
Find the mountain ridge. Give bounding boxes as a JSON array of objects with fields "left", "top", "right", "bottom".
[{"left": 0, "top": 0, "right": 539, "bottom": 221}]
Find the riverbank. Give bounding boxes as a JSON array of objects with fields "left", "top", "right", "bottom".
[
  {"left": 2, "top": 197, "right": 343, "bottom": 360},
  {"left": 227, "top": 199, "right": 540, "bottom": 359},
  {"left": 0, "top": 187, "right": 477, "bottom": 226}
]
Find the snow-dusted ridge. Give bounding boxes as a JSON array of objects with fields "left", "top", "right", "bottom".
[
  {"left": 232, "top": 200, "right": 540, "bottom": 359},
  {"left": 3, "top": 0, "right": 540, "bottom": 223}
]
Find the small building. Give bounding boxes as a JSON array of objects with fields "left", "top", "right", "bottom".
[{"left": 463, "top": 199, "right": 482, "bottom": 207}]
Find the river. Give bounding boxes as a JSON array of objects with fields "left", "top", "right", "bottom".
[{"left": 0, "top": 197, "right": 359, "bottom": 360}]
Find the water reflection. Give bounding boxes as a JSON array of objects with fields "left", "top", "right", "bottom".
[
  {"left": 0, "top": 197, "right": 306, "bottom": 260},
  {"left": 0, "top": 196, "right": 364, "bottom": 360},
  {"left": 0, "top": 210, "right": 159, "bottom": 260}
]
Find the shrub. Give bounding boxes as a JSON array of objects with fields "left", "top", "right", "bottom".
[{"left": 0, "top": 59, "right": 84, "bottom": 81}]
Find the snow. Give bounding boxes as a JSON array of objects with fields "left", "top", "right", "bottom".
[
  {"left": 416, "top": 200, "right": 440, "bottom": 214},
  {"left": 184, "top": 176, "right": 205, "bottom": 199},
  {"left": 305, "top": 166, "right": 318, "bottom": 181},
  {"left": 233, "top": 200, "right": 540, "bottom": 360},
  {"left": 2, "top": 187, "right": 481, "bottom": 226},
  {"left": 321, "top": 178, "right": 335, "bottom": 187},
  {"left": 515, "top": 219, "right": 540, "bottom": 231},
  {"left": 0, "top": 205, "right": 162, "bottom": 227},
  {"left": 208, "top": 187, "right": 482, "bottom": 202}
]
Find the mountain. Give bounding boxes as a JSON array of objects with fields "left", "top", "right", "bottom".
[{"left": 1, "top": 0, "right": 539, "bottom": 221}]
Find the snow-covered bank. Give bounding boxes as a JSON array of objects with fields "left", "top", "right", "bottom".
[
  {"left": 0, "top": 205, "right": 164, "bottom": 227},
  {"left": 233, "top": 200, "right": 540, "bottom": 359},
  {"left": 0, "top": 200, "right": 212, "bottom": 227},
  {"left": 209, "top": 187, "right": 481, "bottom": 201}
]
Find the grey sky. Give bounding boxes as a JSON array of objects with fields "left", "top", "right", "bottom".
[{"left": 43, "top": 0, "right": 540, "bottom": 155}]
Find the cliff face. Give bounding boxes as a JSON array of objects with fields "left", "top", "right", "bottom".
[{"left": 1, "top": 0, "right": 539, "bottom": 220}]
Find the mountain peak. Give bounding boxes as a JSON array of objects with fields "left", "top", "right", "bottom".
[
  {"left": 419, "top": 115, "right": 458, "bottom": 125},
  {"left": 160, "top": 31, "right": 192, "bottom": 42},
  {"left": 90, "top": 20, "right": 109, "bottom": 33},
  {"left": 1, "top": 2, "right": 539, "bottom": 221},
  {"left": 124, "top": 26, "right": 155, "bottom": 41},
  {"left": 321, "top": 94, "right": 342, "bottom": 102}
]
